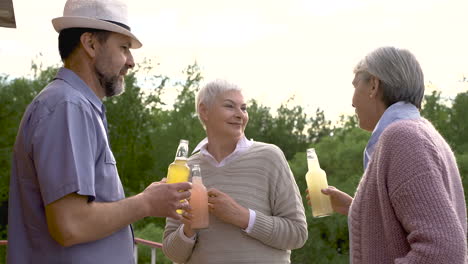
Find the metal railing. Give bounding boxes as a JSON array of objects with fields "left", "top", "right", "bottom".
[
  {"left": 0, "top": 239, "right": 163, "bottom": 264},
  {"left": 134, "top": 237, "right": 163, "bottom": 264}
]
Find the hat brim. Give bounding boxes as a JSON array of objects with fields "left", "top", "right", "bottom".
[{"left": 52, "top": 16, "right": 142, "bottom": 49}]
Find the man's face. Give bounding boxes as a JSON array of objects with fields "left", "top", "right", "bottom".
[{"left": 94, "top": 33, "right": 135, "bottom": 97}]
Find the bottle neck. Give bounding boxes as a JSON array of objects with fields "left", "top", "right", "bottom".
[
  {"left": 175, "top": 140, "right": 189, "bottom": 160},
  {"left": 307, "top": 158, "right": 321, "bottom": 170},
  {"left": 192, "top": 176, "right": 202, "bottom": 184},
  {"left": 174, "top": 159, "right": 187, "bottom": 164}
]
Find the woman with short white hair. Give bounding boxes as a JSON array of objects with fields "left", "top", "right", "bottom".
[
  {"left": 163, "top": 79, "right": 308, "bottom": 264},
  {"left": 315, "top": 46, "right": 467, "bottom": 263}
]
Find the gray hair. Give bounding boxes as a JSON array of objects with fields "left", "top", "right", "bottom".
[
  {"left": 353, "top": 46, "right": 425, "bottom": 109},
  {"left": 195, "top": 79, "right": 243, "bottom": 128}
]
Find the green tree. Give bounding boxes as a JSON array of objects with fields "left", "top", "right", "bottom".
[
  {"left": 307, "top": 108, "right": 332, "bottom": 144},
  {"left": 162, "top": 62, "right": 206, "bottom": 153},
  {"left": 104, "top": 72, "right": 165, "bottom": 194},
  {"left": 244, "top": 99, "right": 273, "bottom": 141},
  {"left": 245, "top": 97, "right": 309, "bottom": 160},
  {"left": 272, "top": 102, "right": 308, "bottom": 160},
  {"left": 420, "top": 90, "right": 452, "bottom": 143},
  {"left": 449, "top": 91, "right": 468, "bottom": 153}
]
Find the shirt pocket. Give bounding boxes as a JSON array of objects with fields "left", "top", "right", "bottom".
[{"left": 96, "top": 147, "right": 124, "bottom": 201}]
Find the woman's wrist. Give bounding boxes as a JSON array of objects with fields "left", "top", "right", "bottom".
[{"left": 183, "top": 225, "right": 195, "bottom": 237}]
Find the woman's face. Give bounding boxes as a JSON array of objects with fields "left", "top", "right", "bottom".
[
  {"left": 352, "top": 72, "right": 381, "bottom": 132},
  {"left": 203, "top": 90, "right": 249, "bottom": 140}
]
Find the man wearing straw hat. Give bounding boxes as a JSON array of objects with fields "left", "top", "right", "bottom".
[{"left": 7, "top": 0, "right": 191, "bottom": 263}]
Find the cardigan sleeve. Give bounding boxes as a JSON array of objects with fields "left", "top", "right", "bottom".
[
  {"left": 162, "top": 217, "right": 196, "bottom": 263},
  {"left": 385, "top": 126, "right": 467, "bottom": 263},
  {"left": 246, "top": 146, "right": 308, "bottom": 250}
]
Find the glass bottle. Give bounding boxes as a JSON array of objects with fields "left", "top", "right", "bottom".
[
  {"left": 305, "top": 148, "right": 333, "bottom": 217},
  {"left": 189, "top": 165, "right": 209, "bottom": 229},
  {"left": 167, "top": 139, "right": 190, "bottom": 214}
]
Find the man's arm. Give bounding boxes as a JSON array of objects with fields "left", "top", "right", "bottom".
[{"left": 45, "top": 181, "right": 191, "bottom": 247}]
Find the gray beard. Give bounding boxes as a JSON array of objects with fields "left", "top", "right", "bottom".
[{"left": 95, "top": 67, "right": 125, "bottom": 97}]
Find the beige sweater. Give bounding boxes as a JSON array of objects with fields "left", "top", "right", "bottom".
[
  {"left": 163, "top": 142, "right": 308, "bottom": 264},
  {"left": 349, "top": 119, "right": 467, "bottom": 263}
]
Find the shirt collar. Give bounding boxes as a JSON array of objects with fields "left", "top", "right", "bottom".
[
  {"left": 364, "top": 101, "right": 420, "bottom": 170},
  {"left": 192, "top": 135, "right": 254, "bottom": 167},
  {"left": 192, "top": 135, "right": 252, "bottom": 154},
  {"left": 54, "top": 67, "right": 104, "bottom": 115},
  {"left": 192, "top": 137, "right": 209, "bottom": 154}
]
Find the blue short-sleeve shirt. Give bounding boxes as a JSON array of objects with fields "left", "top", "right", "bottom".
[{"left": 7, "top": 68, "right": 134, "bottom": 264}]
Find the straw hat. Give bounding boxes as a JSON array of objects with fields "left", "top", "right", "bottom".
[{"left": 52, "top": 0, "right": 142, "bottom": 48}]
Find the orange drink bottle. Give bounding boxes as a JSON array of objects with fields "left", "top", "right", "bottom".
[{"left": 189, "top": 164, "right": 209, "bottom": 229}]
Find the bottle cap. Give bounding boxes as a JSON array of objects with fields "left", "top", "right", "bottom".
[
  {"left": 306, "top": 148, "right": 316, "bottom": 159},
  {"left": 192, "top": 164, "right": 201, "bottom": 178}
]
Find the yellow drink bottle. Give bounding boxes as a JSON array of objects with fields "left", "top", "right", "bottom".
[
  {"left": 305, "top": 148, "right": 333, "bottom": 218},
  {"left": 167, "top": 139, "right": 190, "bottom": 214},
  {"left": 189, "top": 164, "right": 209, "bottom": 229}
]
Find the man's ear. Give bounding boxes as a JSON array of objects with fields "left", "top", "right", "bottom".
[
  {"left": 369, "top": 76, "right": 380, "bottom": 99},
  {"left": 80, "top": 32, "right": 97, "bottom": 58}
]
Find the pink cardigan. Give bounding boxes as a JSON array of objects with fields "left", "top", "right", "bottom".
[{"left": 349, "top": 119, "right": 467, "bottom": 263}]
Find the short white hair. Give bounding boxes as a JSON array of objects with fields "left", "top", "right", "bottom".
[{"left": 195, "top": 79, "right": 242, "bottom": 128}]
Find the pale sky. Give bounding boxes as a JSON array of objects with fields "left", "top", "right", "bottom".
[{"left": 1, "top": 0, "right": 468, "bottom": 123}]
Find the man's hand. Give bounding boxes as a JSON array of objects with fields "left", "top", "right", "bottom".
[
  {"left": 140, "top": 181, "right": 192, "bottom": 220},
  {"left": 207, "top": 188, "right": 249, "bottom": 229}
]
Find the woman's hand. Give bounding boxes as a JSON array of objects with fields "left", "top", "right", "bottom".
[
  {"left": 306, "top": 186, "right": 353, "bottom": 216},
  {"left": 207, "top": 188, "right": 249, "bottom": 229},
  {"left": 181, "top": 209, "right": 196, "bottom": 237}
]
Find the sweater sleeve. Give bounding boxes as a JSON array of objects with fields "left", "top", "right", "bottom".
[
  {"left": 162, "top": 217, "right": 196, "bottom": 263},
  {"left": 247, "top": 146, "right": 308, "bottom": 250},
  {"left": 384, "top": 126, "right": 467, "bottom": 264}
]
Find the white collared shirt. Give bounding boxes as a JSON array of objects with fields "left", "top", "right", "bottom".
[
  {"left": 180, "top": 135, "right": 257, "bottom": 241},
  {"left": 192, "top": 136, "right": 253, "bottom": 167}
]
